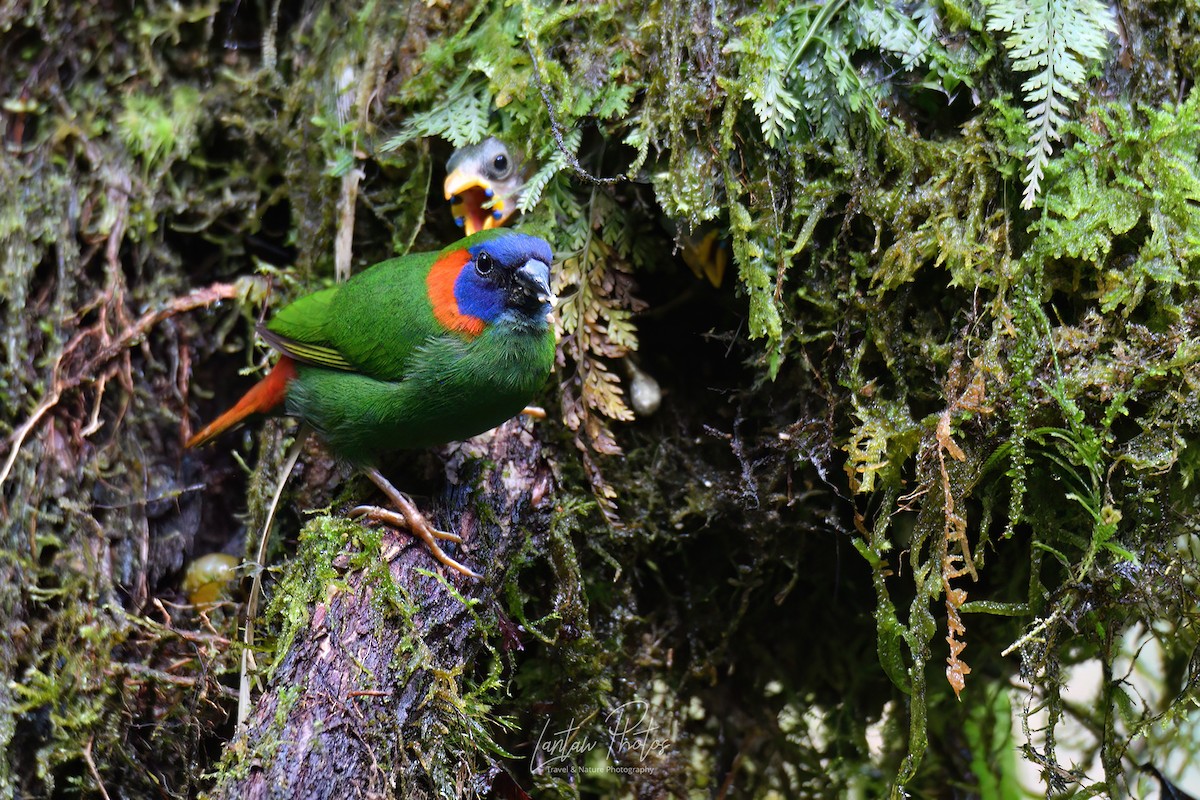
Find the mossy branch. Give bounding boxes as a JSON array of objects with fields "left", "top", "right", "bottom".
[{"left": 210, "top": 418, "right": 553, "bottom": 799}]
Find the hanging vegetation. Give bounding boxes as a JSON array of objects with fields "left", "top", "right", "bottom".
[{"left": 2, "top": 0, "right": 1199, "bottom": 797}]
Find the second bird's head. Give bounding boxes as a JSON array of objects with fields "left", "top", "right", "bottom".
[{"left": 430, "top": 230, "right": 556, "bottom": 334}]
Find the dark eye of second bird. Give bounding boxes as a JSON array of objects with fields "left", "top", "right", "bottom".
[{"left": 492, "top": 154, "right": 508, "bottom": 173}]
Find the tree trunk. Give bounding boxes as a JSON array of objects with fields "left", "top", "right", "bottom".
[{"left": 211, "top": 418, "right": 551, "bottom": 800}]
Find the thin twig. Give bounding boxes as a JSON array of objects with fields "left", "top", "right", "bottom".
[
  {"left": 521, "top": 12, "right": 626, "bottom": 187},
  {"left": 0, "top": 385, "right": 62, "bottom": 492},
  {"left": 0, "top": 282, "right": 242, "bottom": 489},
  {"left": 82, "top": 736, "right": 113, "bottom": 800},
  {"left": 238, "top": 427, "right": 309, "bottom": 727},
  {"left": 113, "top": 662, "right": 239, "bottom": 700}
]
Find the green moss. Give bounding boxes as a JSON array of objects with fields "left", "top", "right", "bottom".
[
  {"left": 1035, "top": 96, "right": 1200, "bottom": 318},
  {"left": 7, "top": 0, "right": 1200, "bottom": 796},
  {"left": 262, "top": 515, "right": 362, "bottom": 672},
  {"left": 117, "top": 86, "right": 203, "bottom": 172}
]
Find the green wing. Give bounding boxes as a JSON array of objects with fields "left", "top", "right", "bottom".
[
  {"left": 261, "top": 251, "right": 443, "bottom": 381},
  {"left": 258, "top": 324, "right": 355, "bottom": 370},
  {"left": 261, "top": 286, "right": 356, "bottom": 370}
]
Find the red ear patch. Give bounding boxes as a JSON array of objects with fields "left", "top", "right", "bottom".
[{"left": 426, "top": 250, "right": 485, "bottom": 337}]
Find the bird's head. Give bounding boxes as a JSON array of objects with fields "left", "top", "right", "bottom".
[
  {"left": 427, "top": 230, "right": 556, "bottom": 337},
  {"left": 444, "top": 137, "right": 524, "bottom": 235}
]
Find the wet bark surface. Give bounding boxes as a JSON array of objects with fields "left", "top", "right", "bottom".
[{"left": 211, "top": 418, "right": 551, "bottom": 800}]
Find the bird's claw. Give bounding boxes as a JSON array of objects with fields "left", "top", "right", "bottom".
[
  {"left": 355, "top": 466, "right": 481, "bottom": 579},
  {"left": 351, "top": 504, "right": 479, "bottom": 579},
  {"left": 349, "top": 505, "right": 462, "bottom": 542}
]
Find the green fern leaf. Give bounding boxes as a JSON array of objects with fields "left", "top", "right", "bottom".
[
  {"left": 380, "top": 85, "right": 491, "bottom": 151},
  {"left": 517, "top": 130, "right": 580, "bottom": 214},
  {"left": 728, "top": 15, "right": 802, "bottom": 147},
  {"left": 595, "top": 84, "right": 635, "bottom": 121},
  {"left": 986, "top": 0, "right": 1116, "bottom": 208}
]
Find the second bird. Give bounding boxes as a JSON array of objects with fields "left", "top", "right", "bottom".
[{"left": 444, "top": 137, "right": 524, "bottom": 235}]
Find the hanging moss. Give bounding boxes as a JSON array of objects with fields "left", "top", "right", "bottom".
[{"left": 3, "top": 0, "right": 1200, "bottom": 797}]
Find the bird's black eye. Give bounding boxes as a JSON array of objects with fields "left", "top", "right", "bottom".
[
  {"left": 492, "top": 153, "right": 509, "bottom": 173},
  {"left": 475, "top": 251, "right": 495, "bottom": 276}
]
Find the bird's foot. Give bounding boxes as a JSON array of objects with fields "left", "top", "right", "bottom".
[
  {"left": 355, "top": 467, "right": 481, "bottom": 580},
  {"left": 521, "top": 405, "right": 546, "bottom": 419},
  {"left": 348, "top": 505, "right": 462, "bottom": 543},
  {"left": 349, "top": 504, "right": 480, "bottom": 579}
]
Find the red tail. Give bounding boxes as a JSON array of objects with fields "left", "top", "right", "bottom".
[{"left": 186, "top": 357, "right": 297, "bottom": 448}]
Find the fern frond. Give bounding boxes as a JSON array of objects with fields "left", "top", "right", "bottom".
[
  {"left": 727, "top": 15, "right": 803, "bottom": 147},
  {"left": 730, "top": 0, "right": 976, "bottom": 146},
  {"left": 860, "top": 1, "right": 935, "bottom": 70},
  {"left": 595, "top": 84, "right": 636, "bottom": 120},
  {"left": 380, "top": 85, "right": 491, "bottom": 152},
  {"left": 553, "top": 188, "right": 647, "bottom": 458},
  {"left": 518, "top": 130, "right": 580, "bottom": 214},
  {"left": 986, "top": 0, "right": 1116, "bottom": 208}
]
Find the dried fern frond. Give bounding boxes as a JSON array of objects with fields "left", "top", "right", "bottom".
[{"left": 556, "top": 196, "right": 646, "bottom": 448}]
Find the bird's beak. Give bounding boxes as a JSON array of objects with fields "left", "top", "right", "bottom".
[
  {"left": 444, "top": 167, "right": 513, "bottom": 236},
  {"left": 516, "top": 259, "right": 556, "bottom": 308}
]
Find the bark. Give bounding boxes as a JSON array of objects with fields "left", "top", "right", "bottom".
[{"left": 210, "top": 417, "right": 552, "bottom": 800}]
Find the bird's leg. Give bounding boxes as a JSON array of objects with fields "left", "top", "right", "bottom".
[
  {"left": 521, "top": 406, "right": 546, "bottom": 419},
  {"left": 350, "top": 466, "right": 481, "bottom": 579},
  {"left": 348, "top": 505, "right": 463, "bottom": 543}
]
